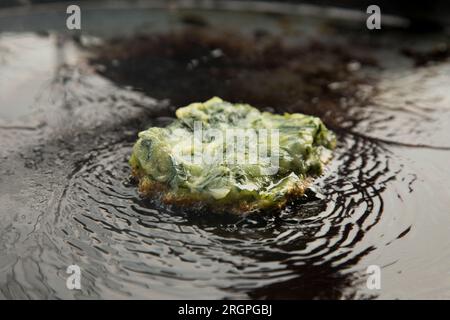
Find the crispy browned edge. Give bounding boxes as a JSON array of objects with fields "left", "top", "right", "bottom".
[{"left": 131, "top": 165, "right": 316, "bottom": 214}]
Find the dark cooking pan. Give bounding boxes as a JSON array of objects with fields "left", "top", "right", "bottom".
[{"left": 0, "top": 0, "right": 450, "bottom": 299}]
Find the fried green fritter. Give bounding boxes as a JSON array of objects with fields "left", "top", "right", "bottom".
[{"left": 130, "top": 97, "right": 336, "bottom": 212}]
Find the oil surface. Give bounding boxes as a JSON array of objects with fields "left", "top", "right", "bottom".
[{"left": 1, "top": 6, "right": 450, "bottom": 299}]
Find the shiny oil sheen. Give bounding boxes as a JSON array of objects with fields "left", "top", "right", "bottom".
[{"left": 0, "top": 3, "right": 450, "bottom": 299}]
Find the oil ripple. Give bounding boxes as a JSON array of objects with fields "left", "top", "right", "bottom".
[{"left": 48, "top": 129, "right": 405, "bottom": 299}]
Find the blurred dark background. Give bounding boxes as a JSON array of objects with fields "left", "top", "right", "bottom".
[{"left": 2, "top": 0, "right": 450, "bottom": 31}]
